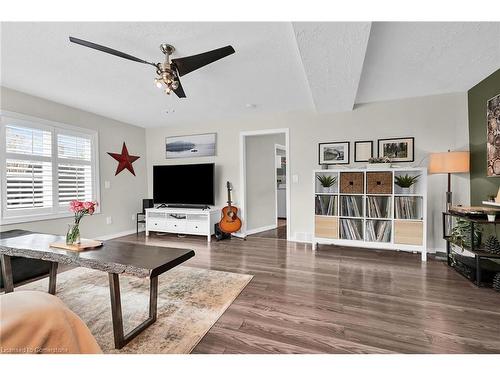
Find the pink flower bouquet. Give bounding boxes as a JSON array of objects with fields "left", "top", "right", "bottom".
[{"left": 66, "top": 200, "right": 98, "bottom": 245}]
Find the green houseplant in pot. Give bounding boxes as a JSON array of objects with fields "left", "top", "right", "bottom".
[
  {"left": 316, "top": 174, "right": 337, "bottom": 193},
  {"left": 394, "top": 174, "right": 420, "bottom": 194}
]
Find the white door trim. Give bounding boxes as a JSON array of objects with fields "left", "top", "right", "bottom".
[
  {"left": 274, "top": 143, "right": 286, "bottom": 227},
  {"left": 239, "top": 128, "right": 290, "bottom": 240}
]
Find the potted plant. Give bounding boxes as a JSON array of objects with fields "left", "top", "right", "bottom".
[
  {"left": 367, "top": 156, "right": 392, "bottom": 169},
  {"left": 394, "top": 174, "right": 420, "bottom": 194},
  {"left": 316, "top": 174, "right": 337, "bottom": 193},
  {"left": 67, "top": 200, "right": 98, "bottom": 245},
  {"left": 451, "top": 218, "right": 482, "bottom": 249}
]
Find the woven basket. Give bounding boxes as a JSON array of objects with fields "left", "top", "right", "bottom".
[
  {"left": 339, "top": 172, "right": 364, "bottom": 194},
  {"left": 366, "top": 172, "right": 393, "bottom": 194}
]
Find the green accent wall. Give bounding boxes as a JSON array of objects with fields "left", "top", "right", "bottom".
[{"left": 468, "top": 68, "right": 500, "bottom": 204}]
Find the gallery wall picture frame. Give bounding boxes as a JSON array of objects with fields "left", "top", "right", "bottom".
[
  {"left": 318, "top": 141, "right": 350, "bottom": 165},
  {"left": 487, "top": 93, "right": 500, "bottom": 177},
  {"left": 354, "top": 141, "right": 373, "bottom": 162},
  {"left": 166, "top": 133, "right": 217, "bottom": 159},
  {"left": 377, "top": 137, "right": 414, "bottom": 162}
]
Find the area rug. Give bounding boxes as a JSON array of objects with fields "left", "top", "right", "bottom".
[{"left": 18, "top": 266, "right": 253, "bottom": 353}]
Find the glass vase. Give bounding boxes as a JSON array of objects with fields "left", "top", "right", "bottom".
[{"left": 66, "top": 224, "right": 81, "bottom": 245}]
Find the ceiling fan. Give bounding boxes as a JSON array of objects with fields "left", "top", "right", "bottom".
[{"left": 69, "top": 36, "right": 235, "bottom": 98}]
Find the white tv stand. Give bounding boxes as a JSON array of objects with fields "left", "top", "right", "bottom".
[{"left": 145, "top": 207, "right": 219, "bottom": 242}]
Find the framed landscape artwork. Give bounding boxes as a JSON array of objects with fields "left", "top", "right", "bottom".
[
  {"left": 319, "top": 142, "right": 350, "bottom": 165},
  {"left": 487, "top": 93, "right": 500, "bottom": 177},
  {"left": 378, "top": 137, "right": 414, "bottom": 162},
  {"left": 166, "top": 133, "right": 217, "bottom": 159},
  {"left": 354, "top": 141, "right": 373, "bottom": 162}
]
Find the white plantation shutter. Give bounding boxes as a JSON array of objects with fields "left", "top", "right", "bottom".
[
  {"left": 6, "top": 159, "right": 53, "bottom": 209},
  {"left": 1, "top": 112, "right": 99, "bottom": 223},
  {"left": 58, "top": 164, "right": 93, "bottom": 205},
  {"left": 57, "top": 133, "right": 93, "bottom": 207}
]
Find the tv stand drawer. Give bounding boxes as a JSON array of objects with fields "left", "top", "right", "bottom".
[
  {"left": 165, "top": 221, "right": 187, "bottom": 232},
  {"left": 186, "top": 221, "right": 206, "bottom": 233}
]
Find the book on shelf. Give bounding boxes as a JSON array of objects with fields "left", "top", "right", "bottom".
[
  {"left": 340, "top": 219, "right": 363, "bottom": 240},
  {"left": 341, "top": 196, "right": 361, "bottom": 217}
]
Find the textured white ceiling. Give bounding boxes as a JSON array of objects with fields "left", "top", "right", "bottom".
[
  {"left": 356, "top": 22, "right": 500, "bottom": 103},
  {"left": 293, "top": 22, "right": 371, "bottom": 113},
  {"left": 0, "top": 22, "right": 314, "bottom": 127},
  {"left": 1, "top": 22, "right": 499, "bottom": 128}
]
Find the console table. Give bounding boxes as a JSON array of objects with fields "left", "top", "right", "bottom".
[
  {"left": 442, "top": 212, "right": 500, "bottom": 287},
  {"left": 145, "top": 207, "right": 219, "bottom": 242}
]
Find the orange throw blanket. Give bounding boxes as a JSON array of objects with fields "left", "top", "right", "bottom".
[{"left": 0, "top": 291, "right": 101, "bottom": 354}]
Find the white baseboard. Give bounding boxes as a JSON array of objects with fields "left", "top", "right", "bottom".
[
  {"left": 97, "top": 228, "right": 144, "bottom": 241},
  {"left": 244, "top": 224, "right": 277, "bottom": 236}
]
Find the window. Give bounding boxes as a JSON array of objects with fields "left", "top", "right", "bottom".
[{"left": 1, "top": 112, "right": 99, "bottom": 224}]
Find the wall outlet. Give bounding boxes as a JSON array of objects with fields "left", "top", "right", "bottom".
[
  {"left": 106, "top": 216, "right": 112, "bottom": 225},
  {"left": 104, "top": 180, "right": 111, "bottom": 189},
  {"left": 292, "top": 174, "right": 299, "bottom": 184}
]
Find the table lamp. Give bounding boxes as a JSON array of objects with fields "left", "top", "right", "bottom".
[{"left": 429, "top": 150, "right": 470, "bottom": 211}]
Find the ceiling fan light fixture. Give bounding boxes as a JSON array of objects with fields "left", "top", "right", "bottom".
[{"left": 69, "top": 36, "right": 235, "bottom": 99}]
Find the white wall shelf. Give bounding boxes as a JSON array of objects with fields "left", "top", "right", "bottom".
[
  {"left": 482, "top": 201, "right": 500, "bottom": 207},
  {"left": 313, "top": 167, "right": 427, "bottom": 261}
]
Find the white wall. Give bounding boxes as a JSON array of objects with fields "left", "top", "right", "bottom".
[
  {"left": 0, "top": 87, "right": 148, "bottom": 238},
  {"left": 245, "top": 133, "right": 286, "bottom": 232},
  {"left": 145, "top": 92, "right": 470, "bottom": 252}
]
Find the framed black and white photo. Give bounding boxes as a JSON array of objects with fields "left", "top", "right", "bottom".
[
  {"left": 377, "top": 137, "right": 414, "bottom": 162},
  {"left": 318, "top": 142, "right": 350, "bottom": 165},
  {"left": 166, "top": 133, "right": 217, "bottom": 159},
  {"left": 354, "top": 141, "right": 373, "bottom": 162}
]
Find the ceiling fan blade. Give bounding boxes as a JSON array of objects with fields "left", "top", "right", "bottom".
[
  {"left": 173, "top": 79, "right": 186, "bottom": 98},
  {"left": 69, "top": 36, "right": 157, "bottom": 67},
  {"left": 172, "top": 45, "right": 235, "bottom": 77}
]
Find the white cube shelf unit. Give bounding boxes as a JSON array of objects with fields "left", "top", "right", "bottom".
[{"left": 313, "top": 167, "right": 427, "bottom": 261}]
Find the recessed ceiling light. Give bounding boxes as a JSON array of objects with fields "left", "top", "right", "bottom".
[
  {"left": 245, "top": 103, "right": 257, "bottom": 109},
  {"left": 165, "top": 109, "right": 176, "bottom": 114}
]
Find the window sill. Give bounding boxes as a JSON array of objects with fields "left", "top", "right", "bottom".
[{"left": 0, "top": 210, "right": 101, "bottom": 226}]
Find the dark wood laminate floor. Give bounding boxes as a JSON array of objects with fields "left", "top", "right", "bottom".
[
  {"left": 248, "top": 219, "right": 287, "bottom": 240},
  {"left": 116, "top": 232, "right": 500, "bottom": 354}
]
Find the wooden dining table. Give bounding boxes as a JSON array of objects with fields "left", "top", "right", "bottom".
[{"left": 0, "top": 230, "right": 195, "bottom": 349}]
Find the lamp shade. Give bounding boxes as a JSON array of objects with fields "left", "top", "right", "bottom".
[{"left": 428, "top": 151, "right": 470, "bottom": 174}]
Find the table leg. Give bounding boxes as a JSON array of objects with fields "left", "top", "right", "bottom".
[
  {"left": 475, "top": 255, "right": 481, "bottom": 287},
  {"left": 108, "top": 273, "right": 159, "bottom": 349},
  {"left": 48, "top": 262, "right": 58, "bottom": 295},
  {"left": 1, "top": 254, "right": 14, "bottom": 293}
]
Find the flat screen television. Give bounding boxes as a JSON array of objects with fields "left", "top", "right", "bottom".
[{"left": 153, "top": 163, "right": 215, "bottom": 206}]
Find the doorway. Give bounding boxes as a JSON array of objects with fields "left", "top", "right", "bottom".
[{"left": 239, "top": 129, "right": 290, "bottom": 240}]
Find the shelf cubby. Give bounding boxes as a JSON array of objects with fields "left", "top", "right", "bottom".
[
  {"left": 315, "top": 195, "right": 337, "bottom": 216},
  {"left": 393, "top": 170, "right": 424, "bottom": 195},
  {"left": 366, "top": 219, "right": 392, "bottom": 242},
  {"left": 366, "top": 195, "right": 392, "bottom": 219},
  {"left": 340, "top": 218, "right": 364, "bottom": 241},
  {"left": 315, "top": 171, "right": 339, "bottom": 194},
  {"left": 394, "top": 196, "right": 423, "bottom": 220},
  {"left": 340, "top": 195, "right": 364, "bottom": 217}
]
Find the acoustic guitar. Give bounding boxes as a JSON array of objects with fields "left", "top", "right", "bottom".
[{"left": 219, "top": 181, "right": 242, "bottom": 234}]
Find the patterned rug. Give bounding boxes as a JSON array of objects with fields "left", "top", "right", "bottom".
[{"left": 18, "top": 266, "right": 252, "bottom": 353}]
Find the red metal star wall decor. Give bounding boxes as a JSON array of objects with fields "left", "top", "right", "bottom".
[{"left": 108, "top": 142, "right": 140, "bottom": 176}]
